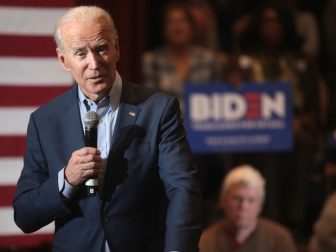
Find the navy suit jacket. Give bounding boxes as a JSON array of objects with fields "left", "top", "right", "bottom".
[{"left": 13, "top": 80, "right": 202, "bottom": 252}]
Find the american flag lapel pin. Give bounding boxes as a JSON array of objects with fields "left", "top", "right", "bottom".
[{"left": 128, "top": 111, "right": 136, "bottom": 117}]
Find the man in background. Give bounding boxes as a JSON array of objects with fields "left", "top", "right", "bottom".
[{"left": 199, "top": 165, "right": 296, "bottom": 252}]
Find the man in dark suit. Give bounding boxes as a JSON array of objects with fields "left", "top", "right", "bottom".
[{"left": 13, "top": 6, "right": 202, "bottom": 252}]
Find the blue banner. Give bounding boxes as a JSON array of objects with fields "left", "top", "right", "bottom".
[{"left": 184, "top": 82, "right": 293, "bottom": 153}]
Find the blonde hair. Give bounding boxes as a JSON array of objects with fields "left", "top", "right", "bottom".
[
  {"left": 54, "top": 6, "right": 117, "bottom": 49},
  {"left": 221, "top": 164, "right": 265, "bottom": 200}
]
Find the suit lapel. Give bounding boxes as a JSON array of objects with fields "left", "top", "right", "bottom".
[
  {"left": 102, "top": 80, "right": 142, "bottom": 202},
  {"left": 62, "top": 85, "right": 85, "bottom": 155},
  {"left": 110, "top": 80, "right": 140, "bottom": 150}
]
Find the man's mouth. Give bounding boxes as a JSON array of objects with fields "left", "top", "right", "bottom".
[
  {"left": 88, "top": 75, "right": 104, "bottom": 79},
  {"left": 87, "top": 75, "right": 105, "bottom": 83}
]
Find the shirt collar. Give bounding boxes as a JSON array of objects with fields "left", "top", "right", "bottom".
[{"left": 77, "top": 71, "right": 122, "bottom": 111}]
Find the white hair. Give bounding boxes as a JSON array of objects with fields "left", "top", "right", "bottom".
[
  {"left": 54, "top": 6, "right": 117, "bottom": 49},
  {"left": 221, "top": 164, "right": 266, "bottom": 200}
]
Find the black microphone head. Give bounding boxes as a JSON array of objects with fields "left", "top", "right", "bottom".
[{"left": 83, "top": 111, "right": 100, "bottom": 128}]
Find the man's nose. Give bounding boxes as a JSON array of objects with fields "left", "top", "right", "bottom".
[
  {"left": 239, "top": 199, "right": 249, "bottom": 210},
  {"left": 87, "top": 52, "right": 100, "bottom": 69}
]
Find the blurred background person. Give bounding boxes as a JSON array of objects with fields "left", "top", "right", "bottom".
[
  {"left": 274, "top": 0, "right": 320, "bottom": 60},
  {"left": 214, "top": 0, "right": 264, "bottom": 52},
  {"left": 188, "top": 0, "right": 220, "bottom": 50},
  {"left": 142, "top": 1, "right": 221, "bottom": 110},
  {"left": 322, "top": 0, "right": 336, "bottom": 184},
  {"left": 199, "top": 165, "right": 297, "bottom": 252},
  {"left": 308, "top": 192, "right": 336, "bottom": 252}
]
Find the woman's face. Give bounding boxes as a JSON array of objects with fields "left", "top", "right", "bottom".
[
  {"left": 164, "top": 8, "right": 193, "bottom": 45},
  {"left": 260, "top": 8, "right": 284, "bottom": 47}
]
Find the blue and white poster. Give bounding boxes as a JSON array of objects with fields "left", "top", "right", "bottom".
[{"left": 184, "top": 82, "right": 293, "bottom": 153}]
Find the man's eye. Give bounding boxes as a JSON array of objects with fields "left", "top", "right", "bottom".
[
  {"left": 248, "top": 198, "right": 256, "bottom": 203},
  {"left": 97, "top": 46, "right": 108, "bottom": 54},
  {"left": 75, "top": 51, "right": 86, "bottom": 58},
  {"left": 232, "top": 197, "right": 242, "bottom": 203}
]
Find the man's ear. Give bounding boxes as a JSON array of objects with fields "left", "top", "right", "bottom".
[
  {"left": 56, "top": 48, "right": 70, "bottom": 72},
  {"left": 257, "top": 198, "right": 264, "bottom": 215},
  {"left": 114, "top": 40, "right": 120, "bottom": 62}
]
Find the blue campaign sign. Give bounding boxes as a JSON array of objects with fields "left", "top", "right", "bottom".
[{"left": 184, "top": 82, "right": 293, "bottom": 153}]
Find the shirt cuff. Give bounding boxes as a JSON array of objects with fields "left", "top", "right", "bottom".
[{"left": 58, "top": 167, "right": 76, "bottom": 199}]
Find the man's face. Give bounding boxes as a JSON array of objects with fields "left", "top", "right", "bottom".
[
  {"left": 56, "top": 19, "right": 119, "bottom": 101},
  {"left": 220, "top": 184, "right": 263, "bottom": 230}
]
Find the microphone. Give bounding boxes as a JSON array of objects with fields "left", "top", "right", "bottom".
[{"left": 83, "top": 111, "right": 100, "bottom": 196}]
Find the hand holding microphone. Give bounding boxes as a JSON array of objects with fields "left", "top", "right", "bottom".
[{"left": 64, "top": 111, "right": 101, "bottom": 196}]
